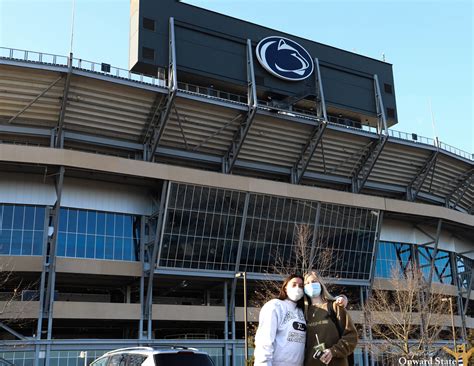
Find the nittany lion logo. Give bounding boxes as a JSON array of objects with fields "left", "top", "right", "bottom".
[{"left": 256, "top": 36, "right": 314, "bottom": 81}]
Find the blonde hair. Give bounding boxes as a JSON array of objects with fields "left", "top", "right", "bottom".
[{"left": 304, "top": 270, "right": 335, "bottom": 302}]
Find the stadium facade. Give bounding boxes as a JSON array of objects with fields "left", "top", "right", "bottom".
[{"left": 0, "top": 0, "right": 473, "bottom": 365}]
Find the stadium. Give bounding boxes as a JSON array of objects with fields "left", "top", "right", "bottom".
[{"left": 0, "top": 0, "right": 473, "bottom": 365}]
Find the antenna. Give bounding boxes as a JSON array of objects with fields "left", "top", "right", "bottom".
[
  {"left": 429, "top": 98, "right": 439, "bottom": 147},
  {"left": 69, "top": 0, "right": 76, "bottom": 56}
]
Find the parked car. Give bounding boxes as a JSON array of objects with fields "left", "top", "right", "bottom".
[{"left": 90, "top": 346, "right": 215, "bottom": 366}]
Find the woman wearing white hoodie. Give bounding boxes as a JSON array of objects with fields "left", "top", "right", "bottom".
[{"left": 254, "top": 275, "right": 348, "bottom": 366}]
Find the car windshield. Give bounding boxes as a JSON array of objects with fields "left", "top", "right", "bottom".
[{"left": 154, "top": 353, "right": 214, "bottom": 366}]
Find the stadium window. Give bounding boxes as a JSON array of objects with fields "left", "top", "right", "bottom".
[
  {"left": 142, "top": 47, "right": 155, "bottom": 61},
  {"left": 384, "top": 83, "right": 393, "bottom": 94},
  {"left": 143, "top": 17, "right": 155, "bottom": 31}
]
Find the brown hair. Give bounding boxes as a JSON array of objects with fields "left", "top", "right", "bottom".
[
  {"left": 278, "top": 274, "right": 304, "bottom": 309},
  {"left": 304, "top": 270, "right": 335, "bottom": 302}
]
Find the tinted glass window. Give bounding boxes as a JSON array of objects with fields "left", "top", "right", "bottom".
[
  {"left": 91, "top": 357, "right": 109, "bottom": 366},
  {"left": 108, "top": 354, "right": 127, "bottom": 366},
  {"left": 127, "top": 354, "right": 147, "bottom": 366},
  {"left": 154, "top": 353, "right": 214, "bottom": 366}
]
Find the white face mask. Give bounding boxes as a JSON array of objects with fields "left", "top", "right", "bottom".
[
  {"left": 286, "top": 286, "right": 304, "bottom": 302},
  {"left": 304, "top": 282, "right": 322, "bottom": 298}
]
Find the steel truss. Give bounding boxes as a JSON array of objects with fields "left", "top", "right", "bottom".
[
  {"left": 34, "top": 166, "right": 65, "bottom": 366},
  {"left": 445, "top": 168, "right": 474, "bottom": 210},
  {"left": 407, "top": 151, "right": 439, "bottom": 201},
  {"left": 222, "top": 40, "right": 257, "bottom": 174},
  {"left": 139, "top": 181, "right": 170, "bottom": 340},
  {"left": 145, "top": 17, "right": 177, "bottom": 162},
  {"left": 291, "top": 59, "right": 327, "bottom": 184},
  {"left": 351, "top": 75, "right": 388, "bottom": 194},
  {"left": 54, "top": 53, "right": 73, "bottom": 148},
  {"left": 451, "top": 253, "right": 471, "bottom": 342}
]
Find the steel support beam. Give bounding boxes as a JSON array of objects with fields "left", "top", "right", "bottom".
[
  {"left": 34, "top": 166, "right": 64, "bottom": 366},
  {"left": 351, "top": 135, "right": 388, "bottom": 193},
  {"left": 445, "top": 168, "right": 474, "bottom": 209},
  {"left": 138, "top": 215, "right": 146, "bottom": 341},
  {"left": 291, "top": 59, "right": 328, "bottom": 184},
  {"left": 406, "top": 151, "right": 439, "bottom": 201},
  {"left": 450, "top": 252, "right": 469, "bottom": 343},
  {"left": 54, "top": 53, "right": 73, "bottom": 148},
  {"left": 8, "top": 76, "right": 63, "bottom": 124},
  {"left": 146, "top": 17, "right": 177, "bottom": 161},
  {"left": 222, "top": 40, "right": 257, "bottom": 174},
  {"left": 373, "top": 74, "right": 388, "bottom": 135},
  {"left": 141, "top": 181, "right": 170, "bottom": 340}
]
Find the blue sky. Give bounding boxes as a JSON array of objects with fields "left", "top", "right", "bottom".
[{"left": 0, "top": 0, "right": 472, "bottom": 154}]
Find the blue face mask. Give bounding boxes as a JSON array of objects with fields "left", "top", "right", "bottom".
[{"left": 304, "top": 282, "right": 321, "bottom": 298}]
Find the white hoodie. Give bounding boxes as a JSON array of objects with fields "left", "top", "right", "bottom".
[{"left": 254, "top": 299, "right": 306, "bottom": 366}]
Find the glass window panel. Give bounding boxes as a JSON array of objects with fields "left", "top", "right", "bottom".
[
  {"left": 105, "top": 236, "right": 114, "bottom": 259},
  {"left": 33, "top": 231, "right": 43, "bottom": 255},
  {"left": 114, "top": 214, "right": 124, "bottom": 237},
  {"left": 13, "top": 206, "right": 25, "bottom": 229},
  {"left": 114, "top": 238, "right": 123, "bottom": 260},
  {"left": 106, "top": 213, "right": 115, "bottom": 236},
  {"left": 124, "top": 215, "right": 133, "bottom": 237},
  {"left": 87, "top": 211, "right": 97, "bottom": 235},
  {"left": 76, "top": 234, "right": 86, "bottom": 258},
  {"left": 96, "top": 236, "right": 105, "bottom": 259},
  {"left": 86, "top": 235, "right": 95, "bottom": 259},
  {"left": 21, "top": 230, "right": 33, "bottom": 255},
  {"left": 68, "top": 209, "right": 78, "bottom": 233},
  {"left": 66, "top": 233, "right": 76, "bottom": 257},
  {"left": 77, "top": 210, "right": 87, "bottom": 234},
  {"left": 10, "top": 230, "right": 22, "bottom": 254},
  {"left": 34, "top": 207, "right": 45, "bottom": 230},
  {"left": 2, "top": 205, "right": 14, "bottom": 229},
  {"left": 0, "top": 229, "right": 11, "bottom": 254},
  {"left": 57, "top": 232, "right": 66, "bottom": 257},
  {"left": 59, "top": 208, "right": 68, "bottom": 232},
  {"left": 24, "top": 206, "right": 35, "bottom": 230},
  {"left": 123, "top": 238, "right": 133, "bottom": 261},
  {"left": 96, "top": 212, "right": 106, "bottom": 235}
]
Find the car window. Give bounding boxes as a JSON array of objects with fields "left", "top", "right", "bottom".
[
  {"left": 154, "top": 353, "right": 214, "bottom": 366},
  {"left": 108, "top": 354, "right": 127, "bottom": 366},
  {"left": 127, "top": 354, "right": 147, "bottom": 366},
  {"left": 91, "top": 357, "right": 109, "bottom": 366}
]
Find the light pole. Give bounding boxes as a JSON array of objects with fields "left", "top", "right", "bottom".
[
  {"left": 235, "top": 272, "right": 248, "bottom": 365},
  {"left": 442, "top": 297, "right": 456, "bottom": 350}
]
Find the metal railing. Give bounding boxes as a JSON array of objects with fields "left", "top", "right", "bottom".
[{"left": 0, "top": 46, "right": 472, "bottom": 161}]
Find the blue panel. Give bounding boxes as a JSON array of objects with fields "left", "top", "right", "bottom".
[
  {"left": 21, "top": 230, "right": 33, "bottom": 255},
  {"left": 96, "top": 236, "right": 105, "bottom": 259},
  {"left": 10, "top": 230, "right": 22, "bottom": 254},
  {"left": 59, "top": 208, "right": 68, "bottom": 232},
  {"left": 123, "top": 238, "right": 133, "bottom": 261},
  {"left": 34, "top": 207, "right": 45, "bottom": 230},
  {"left": 57, "top": 232, "right": 66, "bottom": 256},
  {"left": 68, "top": 209, "right": 78, "bottom": 232},
  {"left": 24, "top": 206, "right": 35, "bottom": 230},
  {"left": 115, "top": 214, "right": 124, "bottom": 237},
  {"left": 96, "top": 213, "right": 106, "bottom": 235},
  {"left": 2, "top": 205, "right": 13, "bottom": 229},
  {"left": 13, "top": 206, "right": 25, "bottom": 229},
  {"left": 0, "top": 229, "right": 11, "bottom": 254},
  {"left": 66, "top": 233, "right": 77, "bottom": 257},
  {"left": 105, "top": 236, "right": 114, "bottom": 259},
  {"left": 106, "top": 213, "right": 115, "bottom": 236},
  {"left": 78, "top": 210, "right": 87, "bottom": 234},
  {"left": 87, "top": 211, "right": 97, "bottom": 235},
  {"left": 124, "top": 215, "right": 133, "bottom": 237},
  {"left": 86, "top": 235, "right": 95, "bottom": 259},
  {"left": 76, "top": 234, "right": 86, "bottom": 258},
  {"left": 33, "top": 231, "right": 43, "bottom": 255},
  {"left": 114, "top": 238, "right": 124, "bottom": 260}
]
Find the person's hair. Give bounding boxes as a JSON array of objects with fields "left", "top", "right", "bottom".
[
  {"left": 304, "top": 270, "right": 335, "bottom": 302},
  {"left": 278, "top": 274, "right": 304, "bottom": 309}
]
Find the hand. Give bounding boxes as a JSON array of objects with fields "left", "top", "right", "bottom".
[
  {"left": 320, "top": 349, "right": 332, "bottom": 364},
  {"left": 336, "top": 295, "right": 348, "bottom": 308}
]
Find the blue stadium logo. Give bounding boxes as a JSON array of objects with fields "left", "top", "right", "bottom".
[{"left": 256, "top": 36, "right": 314, "bottom": 81}]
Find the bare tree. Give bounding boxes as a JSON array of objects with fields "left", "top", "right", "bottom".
[{"left": 364, "top": 263, "right": 452, "bottom": 364}]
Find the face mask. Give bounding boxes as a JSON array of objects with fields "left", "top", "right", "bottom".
[
  {"left": 304, "top": 282, "right": 321, "bottom": 298},
  {"left": 286, "top": 287, "right": 304, "bottom": 302}
]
